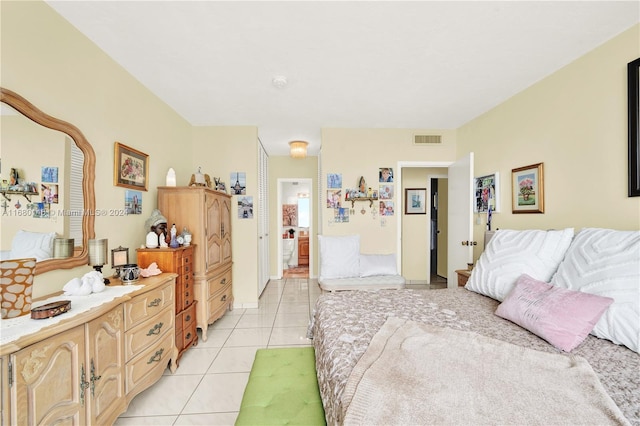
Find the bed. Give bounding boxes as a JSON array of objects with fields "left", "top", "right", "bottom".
[{"left": 308, "top": 228, "right": 640, "bottom": 425}]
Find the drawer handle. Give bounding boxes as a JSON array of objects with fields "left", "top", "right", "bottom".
[
  {"left": 147, "top": 348, "right": 164, "bottom": 364},
  {"left": 148, "top": 298, "right": 162, "bottom": 308},
  {"left": 186, "top": 332, "right": 192, "bottom": 341},
  {"left": 221, "top": 294, "right": 227, "bottom": 302},
  {"left": 185, "top": 300, "right": 190, "bottom": 307},
  {"left": 147, "top": 322, "right": 164, "bottom": 336},
  {"left": 186, "top": 314, "right": 191, "bottom": 322},
  {"left": 220, "top": 278, "right": 226, "bottom": 285}
]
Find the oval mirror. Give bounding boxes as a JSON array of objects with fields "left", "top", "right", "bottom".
[{"left": 0, "top": 87, "right": 95, "bottom": 274}]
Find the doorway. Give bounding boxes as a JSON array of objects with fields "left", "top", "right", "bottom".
[
  {"left": 397, "top": 155, "right": 473, "bottom": 288},
  {"left": 277, "top": 178, "right": 313, "bottom": 279}
]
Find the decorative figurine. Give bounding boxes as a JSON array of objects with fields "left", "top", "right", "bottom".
[
  {"left": 144, "top": 209, "right": 169, "bottom": 248},
  {"left": 189, "top": 166, "right": 212, "bottom": 188},
  {"left": 169, "top": 223, "right": 180, "bottom": 248}
]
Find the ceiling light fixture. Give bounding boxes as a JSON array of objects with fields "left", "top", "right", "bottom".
[
  {"left": 272, "top": 76, "right": 288, "bottom": 89},
  {"left": 289, "top": 140, "right": 308, "bottom": 159}
]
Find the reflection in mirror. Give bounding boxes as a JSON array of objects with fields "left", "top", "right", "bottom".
[{"left": 0, "top": 87, "right": 96, "bottom": 274}]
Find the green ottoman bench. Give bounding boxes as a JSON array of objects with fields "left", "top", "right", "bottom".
[{"left": 235, "top": 346, "right": 326, "bottom": 425}]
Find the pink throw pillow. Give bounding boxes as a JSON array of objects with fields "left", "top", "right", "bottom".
[{"left": 495, "top": 274, "right": 613, "bottom": 352}]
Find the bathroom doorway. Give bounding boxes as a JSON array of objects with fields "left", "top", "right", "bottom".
[{"left": 278, "top": 178, "right": 312, "bottom": 279}]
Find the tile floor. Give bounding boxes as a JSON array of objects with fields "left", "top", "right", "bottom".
[{"left": 115, "top": 276, "right": 444, "bottom": 425}]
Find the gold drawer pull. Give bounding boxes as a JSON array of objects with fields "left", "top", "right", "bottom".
[
  {"left": 147, "top": 348, "right": 164, "bottom": 364},
  {"left": 221, "top": 294, "right": 227, "bottom": 302},
  {"left": 186, "top": 332, "right": 192, "bottom": 341},
  {"left": 186, "top": 314, "right": 191, "bottom": 322},
  {"left": 148, "top": 298, "right": 162, "bottom": 308},
  {"left": 146, "top": 322, "right": 164, "bottom": 336},
  {"left": 220, "top": 278, "right": 226, "bottom": 285}
]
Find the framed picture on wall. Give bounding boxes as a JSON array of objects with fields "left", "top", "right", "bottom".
[
  {"left": 404, "top": 188, "right": 426, "bottom": 214},
  {"left": 114, "top": 142, "right": 149, "bottom": 191},
  {"left": 474, "top": 172, "right": 499, "bottom": 213},
  {"left": 512, "top": 163, "right": 544, "bottom": 213}
]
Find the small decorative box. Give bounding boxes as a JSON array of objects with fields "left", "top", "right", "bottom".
[{"left": 31, "top": 300, "right": 71, "bottom": 319}]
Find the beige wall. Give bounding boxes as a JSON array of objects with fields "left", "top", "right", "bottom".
[
  {"left": 320, "top": 128, "right": 457, "bottom": 260},
  {"left": 191, "top": 126, "right": 260, "bottom": 306},
  {"left": 458, "top": 24, "right": 640, "bottom": 261},
  {"left": 1, "top": 1, "right": 193, "bottom": 297}
]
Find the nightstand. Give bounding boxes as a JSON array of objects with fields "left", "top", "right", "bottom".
[{"left": 455, "top": 269, "right": 471, "bottom": 286}]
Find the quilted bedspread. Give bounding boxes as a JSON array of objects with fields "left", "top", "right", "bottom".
[{"left": 307, "top": 288, "right": 640, "bottom": 426}]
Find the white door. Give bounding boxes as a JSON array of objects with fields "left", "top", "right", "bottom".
[
  {"left": 447, "top": 153, "right": 474, "bottom": 288},
  {"left": 257, "top": 142, "right": 270, "bottom": 296}
]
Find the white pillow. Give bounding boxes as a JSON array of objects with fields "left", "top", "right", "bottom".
[
  {"left": 360, "top": 254, "right": 397, "bottom": 277},
  {"left": 10, "top": 230, "right": 56, "bottom": 262},
  {"left": 318, "top": 235, "right": 360, "bottom": 280},
  {"left": 465, "top": 228, "right": 574, "bottom": 302},
  {"left": 551, "top": 228, "right": 640, "bottom": 353}
]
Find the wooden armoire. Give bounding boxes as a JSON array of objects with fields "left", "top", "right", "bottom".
[{"left": 157, "top": 186, "right": 233, "bottom": 340}]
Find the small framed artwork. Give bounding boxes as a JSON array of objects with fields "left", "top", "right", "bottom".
[
  {"left": 512, "top": 163, "right": 544, "bottom": 213},
  {"left": 231, "top": 172, "right": 246, "bottom": 195},
  {"left": 379, "top": 167, "right": 394, "bottom": 182},
  {"left": 474, "top": 172, "right": 500, "bottom": 213},
  {"left": 335, "top": 207, "right": 350, "bottom": 223},
  {"left": 404, "top": 188, "right": 426, "bottom": 215},
  {"left": 327, "top": 173, "right": 342, "bottom": 189},
  {"left": 238, "top": 196, "right": 253, "bottom": 219},
  {"left": 379, "top": 184, "right": 394, "bottom": 200},
  {"left": 111, "top": 246, "right": 129, "bottom": 269},
  {"left": 283, "top": 204, "right": 298, "bottom": 226},
  {"left": 125, "top": 189, "right": 142, "bottom": 215},
  {"left": 114, "top": 142, "right": 149, "bottom": 191},
  {"left": 41, "top": 166, "right": 58, "bottom": 183},
  {"left": 40, "top": 183, "right": 58, "bottom": 204},
  {"left": 327, "top": 190, "right": 341, "bottom": 208}
]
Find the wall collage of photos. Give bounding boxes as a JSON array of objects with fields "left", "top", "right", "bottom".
[{"left": 326, "top": 167, "right": 395, "bottom": 224}]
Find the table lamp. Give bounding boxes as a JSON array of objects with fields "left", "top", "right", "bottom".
[{"left": 88, "top": 238, "right": 110, "bottom": 284}]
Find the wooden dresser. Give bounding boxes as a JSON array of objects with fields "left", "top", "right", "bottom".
[
  {"left": 0, "top": 274, "right": 178, "bottom": 425},
  {"left": 157, "top": 186, "right": 233, "bottom": 341},
  {"left": 137, "top": 246, "right": 197, "bottom": 364}
]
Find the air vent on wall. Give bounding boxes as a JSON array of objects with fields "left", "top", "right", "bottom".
[{"left": 413, "top": 134, "right": 442, "bottom": 145}]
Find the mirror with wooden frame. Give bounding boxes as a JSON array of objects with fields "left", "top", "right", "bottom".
[{"left": 0, "top": 87, "right": 96, "bottom": 274}]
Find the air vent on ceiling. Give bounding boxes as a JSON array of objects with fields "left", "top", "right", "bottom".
[{"left": 413, "top": 134, "right": 442, "bottom": 145}]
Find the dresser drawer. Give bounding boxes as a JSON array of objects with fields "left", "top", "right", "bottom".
[
  {"left": 124, "top": 282, "right": 174, "bottom": 330},
  {"left": 124, "top": 306, "right": 174, "bottom": 360},
  {"left": 206, "top": 267, "right": 232, "bottom": 298},
  {"left": 181, "top": 302, "right": 196, "bottom": 330},
  {"left": 207, "top": 282, "right": 233, "bottom": 322},
  {"left": 124, "top": 330, "right": 173, "bottom": 395}
]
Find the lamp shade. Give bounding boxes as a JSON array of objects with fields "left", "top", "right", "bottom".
[
  {"left": 289, "top": 141, "right": 308, "bottom": 159},
  {"left": 53, "top": 238, "right": 74, "bottom": 258},
  {"left": 88, "top": 239, "right": 108, "bottom": 267}
]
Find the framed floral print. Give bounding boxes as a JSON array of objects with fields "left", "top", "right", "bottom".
[
  {"left": 114, "top": 142, "right": 149, "bottom": 191},
  {"left": 512, "top": 163, "right": 544, "bottom": 213}
]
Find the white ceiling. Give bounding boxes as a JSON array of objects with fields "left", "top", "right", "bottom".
[{"left": 46, "top": 1, "right": 639, "bottom": 156}]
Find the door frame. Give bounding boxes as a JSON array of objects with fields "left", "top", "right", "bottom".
[
  {"left": 396, "top": 161, "right": 452, "bottom": 279},
  {"left": 277, "top": 178, "right": 314, "bottom": 278}
]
